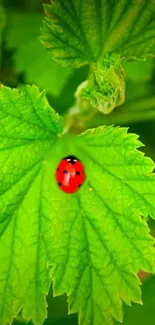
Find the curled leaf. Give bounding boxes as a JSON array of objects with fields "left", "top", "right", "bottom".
[{"left": 76, "top": 54, "right": 125, "bottom": 114}]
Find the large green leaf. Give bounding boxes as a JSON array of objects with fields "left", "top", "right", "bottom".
[
  {"left": 5, "top": 12, "right": 73, "bottom": 96},
  {"left": 0, "top": 86, "right": 155, "bottom": 325},
  {"left": 0, "top": 85, "right": 62, "bottom": 325},
  {"left": 41, "top": 0, "right": 155, "bottom": 67}
]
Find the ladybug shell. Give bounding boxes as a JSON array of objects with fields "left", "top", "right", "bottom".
[{"left": 56, "top": 156, "right": 85, "bottom": 193}]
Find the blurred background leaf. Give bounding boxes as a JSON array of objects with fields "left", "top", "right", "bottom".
[
  {"left": 5, "top": 12, "right": 73, "bottom": 97},
  {"left": 0, "top": 2, "right": 6, "bottom": 66},
  {"left": 123, "top": 60, "right": 154, "bottom": 82},
  {"left": 123, "top": 58, "right": 155, "bottom": 103}
]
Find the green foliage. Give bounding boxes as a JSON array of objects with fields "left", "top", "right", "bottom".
[
  {"left": 41, "top": 0, "right": 155, "bottom": 68},
  {"left": 77, "top": 54, "right": 125, "bottom": 114},
  {"left": 0, "top": 85, "right": 62, "bottom": 325},
  {"left": 1, "top": 1, "right": 155, "bottom": 325},
  {"left": 63, "top": 58, "right": 155, "bottom": 132},
  {"left": 41, "top": 0, "right": 155, "bottom": 117},
  {"left": 115, "top": 275, "right": 155, "bottom": 325},
  {"left": 0, "top": 85, "right": 155, "bottom": 325},
  {"left": 6, "top": 12, "right": 73, "bottom": 96}
]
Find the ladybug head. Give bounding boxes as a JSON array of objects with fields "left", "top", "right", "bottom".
[{"left": 63, "top": 155, "right": 79, "bottom": 164}]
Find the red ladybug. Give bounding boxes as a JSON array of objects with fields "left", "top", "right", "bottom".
[{"left": 55, "top": 155, "right": 86, "bottom": 193}]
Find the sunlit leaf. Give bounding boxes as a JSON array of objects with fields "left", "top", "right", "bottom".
[{"left": 0, "top": 86, "right": 155, "bottom": 325}]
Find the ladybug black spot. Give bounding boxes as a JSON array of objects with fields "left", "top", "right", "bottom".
[
  {"left": 63, "top": 170, "right": 68, "bottom": 174},
  {"left": 76, "top": 171, "right": 80, "bottom": 175},
  {"left": 58, "top": 182, "right": 62, "bottom": 186}
]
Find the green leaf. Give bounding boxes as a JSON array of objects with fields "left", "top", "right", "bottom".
[
  {"left": 115, "top": 275, "right": 155, "bottom": 325},
  {"left": 5, "top": 12, "right": 73, "bottom": 96},
  {"left": 0, "top": 85, "right": 155, "bottom": 325},
  {"left": 41, "top": 0, "right": 155, "bottom": 67},
  {"left": 0, "top": 85, "right": 62, "bottom": 325},
  {"left": 103, "top": 1, "right": 155, "bottom": 59}
]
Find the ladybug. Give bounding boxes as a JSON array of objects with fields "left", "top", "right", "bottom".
[{"left": 55, "top": 155, "right": 86, "bottom": 193}]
